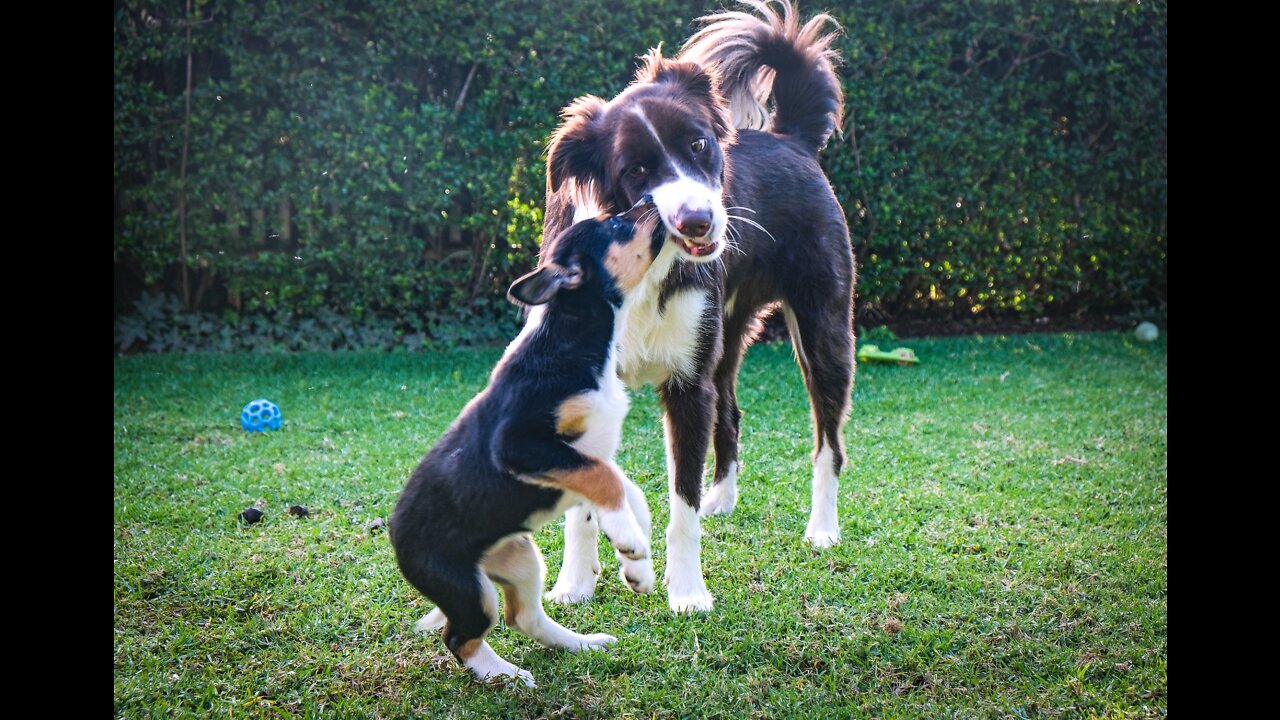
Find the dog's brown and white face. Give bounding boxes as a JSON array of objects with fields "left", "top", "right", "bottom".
[{"left": 547, "top": 50, "right": 734, "bottom": 265}]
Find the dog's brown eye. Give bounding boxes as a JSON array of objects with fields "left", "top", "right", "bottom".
[
  {"left": 627, "top": 164, "right": 647, "bottom": 177},
  {"left": 691, "top": 138, "right": 707, "bottom": 153}
]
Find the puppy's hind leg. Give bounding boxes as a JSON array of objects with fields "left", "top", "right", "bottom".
[
  {"left": 398, "top": 551, "right": 534, "bottom": 687},
  {"left": 485, "top": 535, "right": 617, "bottom": 652}
]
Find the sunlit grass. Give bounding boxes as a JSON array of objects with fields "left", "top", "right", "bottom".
[{"left": 114, "top": 332, "right": 1167, "bottom": 718}]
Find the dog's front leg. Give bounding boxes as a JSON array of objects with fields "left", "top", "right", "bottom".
[
  {"left": 546, "top": 505, "right": 602, "bottom": 605},
  {"left": 660, "top": 378, "right": 716, "bottom": 613}
]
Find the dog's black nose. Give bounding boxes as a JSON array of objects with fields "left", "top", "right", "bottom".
[{"left": 675, "top": 206, "right": 713, "bottom": 238}]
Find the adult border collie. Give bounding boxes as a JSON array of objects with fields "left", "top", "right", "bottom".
[{"left": 539, "top": 0, "right": 854, "bottom": 613}]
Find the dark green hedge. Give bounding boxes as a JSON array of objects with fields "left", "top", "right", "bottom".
[{"left": 114, "top": 0, "right": 1166, "bottom": 351}]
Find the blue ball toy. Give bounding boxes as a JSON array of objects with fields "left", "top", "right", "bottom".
[{"left": 241, "top": 398, "right": 283, "bottom": 432}]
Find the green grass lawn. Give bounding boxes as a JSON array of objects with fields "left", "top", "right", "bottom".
[{"left": 114, "top": 332, "right": 1167, "bottom": 719}]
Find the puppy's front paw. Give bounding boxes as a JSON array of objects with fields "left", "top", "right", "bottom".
[
  {"left": 569, "top": 633, "right": 618, "bottom": 652},
  {"left": 610, "top": 539, "right": 650, "bottom": 561},
  {"left": 599, "top": 509, "right": 649, "bottom": 561},
  {"left": 618, "top": 556, "right": 655, "bottom": 594}
]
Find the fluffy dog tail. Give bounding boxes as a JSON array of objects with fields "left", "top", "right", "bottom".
[{"left": 679, "top": 0, "right": 843, "bottom": 153}]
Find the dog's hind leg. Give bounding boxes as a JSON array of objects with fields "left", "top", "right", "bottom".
[
  {"left": 485, "top": 535, "right": 618, "bottom": 652},
  {"left": 546, "top": 505, "right": 601, "bottom": 604},
  {"left": 783, "top": 293, "right": 854, "bottom": 548}
]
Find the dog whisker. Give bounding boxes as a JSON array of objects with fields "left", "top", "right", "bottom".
[
  {"left": 726, "top": 213, "right": 778, "bottom": 244},
  {"left": 720, "top": 225, "right": 746, "bottom": 257}
]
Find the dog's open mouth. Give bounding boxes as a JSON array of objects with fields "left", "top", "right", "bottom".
[{"left": 670, "top": 234, "right": 720, "bottom": 258}]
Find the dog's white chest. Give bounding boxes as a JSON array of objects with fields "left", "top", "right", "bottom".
[{"left": 618, "top": 283, "right": 709, "bottom": 388}]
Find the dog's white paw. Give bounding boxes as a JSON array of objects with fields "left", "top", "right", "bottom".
[
  {"left": 804, "top": 525, "right": 841, "bottom": 548},
  {"left": 667, "top": 586, "right": 715, "bottom": 614},
  {"left": 699, "top": 483, "right": 737, "bottom": 516},
  {"left": 568, "top": 632, "right": 618, "bottom": 652},
  {"left": 414, "top": 608, "right": 446, "bottom": 634},
  {"left": 617, "top": 556, "right": 655, "bottom": 594},
  {"left": 546, "top": 574, "right": 597, "bottom": 605},
  {"left": 700, "top": 464, "right": 739, "bottom": 516},
  {"left": 665, "top": 568, "right": 714, "bottom": 613}
]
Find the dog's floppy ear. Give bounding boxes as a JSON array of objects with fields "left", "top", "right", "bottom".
[
  {"left": 547, "top": 95, "right": 608, "bottom": 194},
  {"left": 507, "top": 262, "right": 583, "bottom": 306},
  {"left": 678, "top": 62, "right": 734, "bottom": 142}
]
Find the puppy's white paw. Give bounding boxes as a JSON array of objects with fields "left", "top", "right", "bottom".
[
  {"left": 414, "top": 608, "right": 446, "bottom": 634},
  {"left": 466, "top": 643, "right": 537, "bottom": 688},
  {"left": 617, "top": 556, "right": 655, "bottom": 594},
  {"left": 479, "top": 666, "right": 536, "bottom": 689},
  {"left": 513, "top": 668, "right": 537, "bottom": 688},
  {"left": 611, "top": 538, "right": 650, "bottom": 561},
  {"left": 568, "top": 633, "right": 618, "bottom": 652},
  {"left": 599, "top": 510, "right": 649, "bottom": 561}
]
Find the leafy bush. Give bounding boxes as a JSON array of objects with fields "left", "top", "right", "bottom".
[{"left": 114, "top": 0, "right": 1166, "bottom": 352}]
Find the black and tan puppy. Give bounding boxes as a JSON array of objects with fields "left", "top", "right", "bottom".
[{"left": 390, "top": 201, "right": 661, "bottom": 687}]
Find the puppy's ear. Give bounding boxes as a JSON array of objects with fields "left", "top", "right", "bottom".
[
  {"left": 547, "top": 95, "right": 607, "bottom": 193},
  {"left": 507, "top": 262, "right": 583, "bottom": 306}
]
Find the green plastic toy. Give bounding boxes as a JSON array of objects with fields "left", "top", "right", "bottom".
[{"left": 856, "top": 344, "right": 920, "bottom": 366}]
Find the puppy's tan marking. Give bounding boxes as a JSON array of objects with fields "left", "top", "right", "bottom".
[
  {"left": 498, "top": 582, "right": 521, "bottom": 625},
  {"left": 555, "top": 394, "right": 593, "bottom": 438},
  {"left": 455, "top": 638, "right": 483, "bottom": 661},
  {"left": 481, "top": 537, "right": 532, "bottom": 624},
  {"left": 604, "top": 215, "right": 659, "bottom": 292},
  {"left": 528, "top": 460, "right": 625, "bottom": 511}
]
